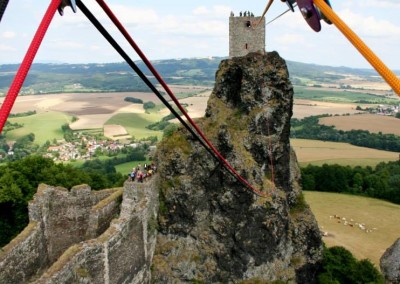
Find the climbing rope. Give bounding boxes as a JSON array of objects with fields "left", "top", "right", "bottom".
[
  {"left": 265, "top": 3, "right": 298, "bottom": 26},
  {"left": 90, "top": 0, "right": 270, "bottom": 197},
  {"left": 75, "top": 0, "right": 216, "bottom": 161},
  {"left": 313, "top": 0, "right": 400, "bottom": 96},
  {"left": 0, "top": 0, "right": 61, "bottom": 134},
  {"left": 255, "top": 0, "right": 275, "bottom": 28},
  {"left": 0, "top": 0, "right": 9, "bottom": 22}
]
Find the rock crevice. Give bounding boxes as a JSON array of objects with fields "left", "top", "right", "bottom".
[{"left": 152, "top": 52, "right": 323, "bottom": 283}]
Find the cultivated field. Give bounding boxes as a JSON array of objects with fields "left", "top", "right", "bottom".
[
  {"left": 291, "top": 139, "right": 398, "bottom": 167},
  {"left": 105, "top": 113, "right": 163, "bottom": 140},
  {"left": 319, "top": 114, "right": 400, "bottom": 135},
  {"left": 0, "top": 88, "right": 209, "bottom": 141},
  {"left": 293, "top": 99, "right": 364, "bottom": 119},
  {"left": 304, "top": 191, "right": 400, "bottom": 268},
  {"left": 7, "top": 111, "right": 72, "bottom": 145}
]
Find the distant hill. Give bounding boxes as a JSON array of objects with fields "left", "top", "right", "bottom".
[{"left": 1, "top": 56, "right": 397, "bottom": 95}]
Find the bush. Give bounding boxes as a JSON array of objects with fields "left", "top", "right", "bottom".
[
  {"left": 317, "top": 246, "right": 384, "bottom": 284},
  {"left": 124, "top": 97, "right": 143, "bottom": 104},
  {"left": 163, "top": 124, "right": 178, "bottom": 138},
  {"left": 143, "top": 101, "right": 156, "bottom": 110}
]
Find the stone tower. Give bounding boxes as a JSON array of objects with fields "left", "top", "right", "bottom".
[{"left": 229, "top": 12, "right": 266, "bottom": 58}]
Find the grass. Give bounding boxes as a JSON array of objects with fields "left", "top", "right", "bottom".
[
  {"left": 319, "top": 114, "right": 400, "bottom": 136},
  {"left": 294, "top": 86, "right": 397, "bottom": 104},
  {"left": 291, "top": 139, "right": 398, "bottom": 167},
  {"left": 114, "top": 160, "right": 149, "bottom": 175},
  {"left": 105, "top": 113, "right": 163, "bottom": 140},
  {"left": 6, "top": 111, "right": 72, "bottom": 145},
  {"left": 304, "top": 191, "right": 400, "bottom": 268}
]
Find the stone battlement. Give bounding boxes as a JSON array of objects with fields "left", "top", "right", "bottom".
[{"left": 0, "top": 179, "right": 159, "bottom": 283}]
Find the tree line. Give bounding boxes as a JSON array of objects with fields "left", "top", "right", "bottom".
[
  {"left": 291, "top": 115, "right": 400, "bottom": 152},
  {"left": 0, "top": 155, "right": 130, "bottom": 247},
  {"left": 301, "top": 161, "right": 400, "bottom": 204}
]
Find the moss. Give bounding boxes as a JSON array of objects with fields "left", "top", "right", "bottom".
[
  {"left": 290, "top": 255, "right": 305, "bottom": 268},
  {"left": 75, "top": 267, "right": 90, "bottom": 278},
  {"left": 91, "top": 188, "right": 123, "bottom": 211},
  {"left": 161, "top": 130, "right": 192, "bottom": 157},
  {"left": 147, "top": 213, "right": 159, "bottom": 234},
  {"left": 0, "top": 222, "right": 39, "bottom": 257},
  {"left": 290, "top": 193, "right": 308, "bottom": 214},
  {"left": 159, "top": 197, "right": 167, "bottom": 215},
  {"left": 97, "top": 226, "right": 118, "bottom": 243},
  {"left": 44, "top": 244, "right": 83, "bottom": 276}
]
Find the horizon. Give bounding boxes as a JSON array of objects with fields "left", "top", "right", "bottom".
[
  {"left": 1, "top": 1, "right": 400, "bottom": 70},
  {"left": 1, "top": 55, "right": 396, "bottom": 73}
]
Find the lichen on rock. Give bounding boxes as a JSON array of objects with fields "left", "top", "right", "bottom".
[{"left": 152, "top": 52, "right": 323, "bottom": 283}]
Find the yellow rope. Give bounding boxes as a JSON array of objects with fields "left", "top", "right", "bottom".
[{"left": 313, "top": 0, "right": 400, "bottom": 96}]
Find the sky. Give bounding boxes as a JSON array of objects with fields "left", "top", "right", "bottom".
[{"left": 1, "top": 0, "right": 400, "bottom": 70}]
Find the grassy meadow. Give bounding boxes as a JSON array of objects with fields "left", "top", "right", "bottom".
[
  {"left": 6, "top": 111, "right": 72, "bottom": 145},
  {"left": 291, "top": 139, "right": 398, "bottom": 167},
  {"left": 114, "top": 160, "right": 150, "bottom": 175},
  {"left": 319, "top": 114, "right": 400, "bottom": 135},
  {"left": 304, "top": 191, "right": 400, "bottom": 268},
  {"left": 294, "top": 86, "right": 397, "bottom": 104},
  {"left": 105, "top": 112, "right": 163, "bottom": 140}
]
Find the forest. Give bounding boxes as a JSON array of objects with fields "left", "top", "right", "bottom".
[
  {"left": 301, "top": 161, "right": 400, "bottom": 204},
  {"left": 291, "top": 115, "right": 400, "bottom": 152},
  {"left": 0, "top": 151, "right": 148, "bottom": 247}
]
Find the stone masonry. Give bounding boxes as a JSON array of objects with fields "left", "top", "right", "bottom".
[
  {"left": 0, "top": 178, "right": 159, "bottom": 284},
  {"left": 229, "top": 13, "right": 265, "bottom": 58}
]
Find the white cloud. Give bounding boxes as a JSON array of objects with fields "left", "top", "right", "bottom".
[
  {"left": 193, "top": 5, "right": 231, "bottom": 18},
  {"left": 2, "top": 31, "right": 16, "bottom": 39},
  {"left": 0, "top": 44, "right": 15, "bottom": 51},
  {"left": 340, "top": 0, "right": 400, "bottom": 9},
  {"left": 358, "top": 0, "right": 400, "bottom": 9},
  {"left": 340, "top": 9, "right": 400, "bottom": 37},
  {"left": 193, "top": 6, "right": 208, "bottom": 15},
  {"left": 109, "top": 5, "right": 159, "bottom": 25},
  {"left": 275, "top": 33, "right": 305, "bottom": 45},
  {"left": 46, "top": 40, "right": 84, "bottom": 49}
]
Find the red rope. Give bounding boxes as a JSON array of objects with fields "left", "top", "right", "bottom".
[
  {"left": 96, "top": 0, "right": 270, "bottom": 197},
  {"left": 0, "top": 0, "right": 61, "bottom": 134}
]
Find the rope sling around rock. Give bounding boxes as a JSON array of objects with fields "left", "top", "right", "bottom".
[{"left": 0, "top": 0, "right": 272, "bottom": 199}]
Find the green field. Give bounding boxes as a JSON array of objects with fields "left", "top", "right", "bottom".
[
  {"left": 6, "top": 111, "right": 72, "bottom": 145},
  {"left": 294, "top": 86, "right": 396, "bottom": 104},
  {"left": 105, "top": 112, "right": 163, "bottom": 140},
  {"left": 114, "top": 160, "right": 150, "bottom": 175},
  {"left": 304, "top": 191, "right": 400, "bottom": 268},
  {"left": 291, "top": 139, "right": 398, "bottom": 167}
]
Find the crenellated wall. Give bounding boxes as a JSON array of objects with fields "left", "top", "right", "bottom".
[
  {"left": 36, "top": 177, "right": 159, "bottom": 284},
  {"left": 0, "top": 177, "right": 159, "bottom": 284}
]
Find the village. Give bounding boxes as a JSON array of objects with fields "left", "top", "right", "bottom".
[{"left": 42, "top": 134, "right": 156, "bottom": 162}]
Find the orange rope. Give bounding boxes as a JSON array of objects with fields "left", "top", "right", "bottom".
[
  {"left": 313, "top": 0, "right": 400, "bottom": 96},
  {"left": 255, "top": 0, "right": 275, "bottom": 28}
]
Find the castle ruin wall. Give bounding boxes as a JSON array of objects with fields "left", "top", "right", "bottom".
[
  {"left": 35, "top": 177, "right": 159, "bottom": 284},
  {"left": 0, "top": 184, "right": 122, "bottom": 283}
]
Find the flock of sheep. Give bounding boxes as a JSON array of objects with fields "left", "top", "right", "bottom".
[{"left": 320, "top": 214, "right": 378, "bottom": 237}]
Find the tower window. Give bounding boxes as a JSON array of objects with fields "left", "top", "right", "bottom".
[
  {"left": 245, "top": 43, "right": 248, "bottom": 49},
  {"left": 246, "top": 21, "right": 252, "bottom": 28}
]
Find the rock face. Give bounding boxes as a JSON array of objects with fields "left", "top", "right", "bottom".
[
  {"left": 381, "top": 238, "right": 400, "bottom": 283},
  {"left": 152, "top": 52, "right": 323, "bottom": 283}
]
